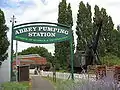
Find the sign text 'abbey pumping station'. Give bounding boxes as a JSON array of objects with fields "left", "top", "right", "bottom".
[
  {"left": 11, "top": 22, "right": 74, "bottom": 80},
  {"left": 13, "top": 22, "right": 72, "bottom": 44}
]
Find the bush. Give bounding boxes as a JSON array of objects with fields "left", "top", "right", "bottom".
[{"left": 101, "top": 53, "right": 120, "bottom": 66}]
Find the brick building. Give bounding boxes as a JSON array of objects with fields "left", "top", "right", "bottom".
[{"left": 13, "top": 54, "right": 47, "bottom": 69}]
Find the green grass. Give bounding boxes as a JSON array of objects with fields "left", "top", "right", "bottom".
[
  {"left": 1, "top": 81, "right": 30, "bottom": 90},
  {"left": 56, "top": 70, "right": 69, "bottom": 73}
]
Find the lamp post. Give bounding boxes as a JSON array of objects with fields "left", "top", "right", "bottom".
[
  {"left": 10, "top": 15, "right": 16, "bottom": 81},
  {"left": 15, "top": 40, "right": 18, "bottom": 82}
]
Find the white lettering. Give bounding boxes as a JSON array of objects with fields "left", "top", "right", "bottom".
[
  {"left": 33, "top": 32, "right": 37, "bottom": 36},
  {"left": 51, "top": 33, "right": 55, "bottom": 37},
  {"left": 38, "top": 27, "right": 43, "bottom": 31},
  {"left": 40, "top": 32, "right": 45, "bottom": 36},
  {"left": 15, "top": 30, "right": 20, "bottom": 35},
  {"left": 32, "top": 27, "right": 37, "bottom": 31},
  {"left": 36, "top": 33, "right": 40, "bottom": 36},
  {"left": 28, "top": 33, "right": 33, "bottom": 37},
  {"left": 65, "top": 31, "right": 68, "bottom": 35},
  {"left": 47, "top": 33, "right": 51, "bottom": 37},
  {"left": 27, "top": 27, "right": 33, "bottom": 32},
  {"left": 43, "top": 27, "right": 47, "bottom": 31},
  {"left": 60, "top": 29, "right": 65, "bottom": 34},
  {"left": 47, "top": 27, "right": 53, "bottom": 32},
  {"left": 53, "top": 28, "right": 57, "bottom": 32},
  {"left": 23, "top": 28, "right": 28, "bottom": 32},
  {"left": 28, "top": 32, "right": 56, "bottom": 37},
  {"left": 57, "top": 29, "right": 60, "bottom": 33},
  {"left": 19, "top": 29, "right": 24, "bottom": 33},
  {"left": 16, "top": 26, "right": 69, "bottom": 37}
]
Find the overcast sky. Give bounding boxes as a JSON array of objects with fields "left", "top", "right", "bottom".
[{"left": 0, "top": 0, "right": 120, "bottom": 54}]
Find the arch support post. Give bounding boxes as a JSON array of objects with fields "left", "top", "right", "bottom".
[
  {"left": 70, "top": 39, "right": 74, "bottom": 80},
  {"left": 10, "top": 15, "right": 15, "bottom": 81}
]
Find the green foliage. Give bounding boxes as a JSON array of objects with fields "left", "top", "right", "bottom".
[
  {"left": 66, "top": 3, "right": 73, "bottom": 27},
  {"left": 55, "top": 63, "right": 60, "bottom": 70},
  {"left": 110, "top": 29, "right": 120, "bottom": 58},
  {"left": 93, "top": 5, "right": 114, "bottom": 57},
  {"left": 18, "top": 46, "right": 53, "bottom": 64},
  {"left": 58, "top": 0, "right": 67, "bottom": 25},
  {"left": 1, "top": 82, "right": 29, "bottom": 90},
  {"left": 76, "top": 1, "right": 92, "bottom": 51},
  {"left": 101, "top": 53, "right": 120, "bottom": 66},
  {"left": 76, "top": 2, "right": 118, "bottom": 65},
  {"left": 55, "top": 0, "right": 74, "bottom": 70},
  {"left": 117, "top": 25, "right": 120, "bottom": 31},
  {"left": 0, "top": 9, "right": 9, "bottom": 65}
]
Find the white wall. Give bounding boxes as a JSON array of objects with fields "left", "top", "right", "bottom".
[{"left": 0, "top": 47, "right": 10, "bottom": 84}]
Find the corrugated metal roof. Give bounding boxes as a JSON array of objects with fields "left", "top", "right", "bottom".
[
  {"left": 20, "top": 59, "right": 35, "bottom": 63},
  {"left": 17, "top": 54, "right": 41, "bottom": 58}
]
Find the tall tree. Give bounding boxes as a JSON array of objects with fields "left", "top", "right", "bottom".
[
  {"left": 110, "top": 29, "right": 120, "bottom": 56},
  {"left": 55, "top": 0, "right": 67, "bottom": 69},
  {"left": 55, "top": 0, "right": 74, "bottom": 70},
  {"left": 75, "top": 2, "right": 120, "bottom": 65},
  {"left": 66, "top": 3, "right": 74, "bottom": 69},
  {"left": 67, "top": 3, "right": 73, "bottom": 27},
  {"left": 117, "top": 25, "right": 120, "bottom": 31},
  {"left": 76, "top": 1, "right": 92, "bottom": 51},
  {"left": 105, "top": 16, "right": 114, "bottom": 53},
  {"left": 93, "top": 5, "right": 104, "bottom": 56},
  {"left": 0, "top": 9, "right": 9, "bottom": 66},
  {"left": 58, "top": 0, "right": 67, "bottom": 24},
  {"left": 93, "top": 6, "right": 114, "bottom": 57}
]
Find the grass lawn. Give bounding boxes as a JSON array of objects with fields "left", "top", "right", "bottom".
[{"left": 1, "top": 81, "right": 30, "bottom": 90}]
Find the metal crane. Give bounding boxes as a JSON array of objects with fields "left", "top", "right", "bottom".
[{"left": 74, "top": 19, "right": 103, "bottom": 73}]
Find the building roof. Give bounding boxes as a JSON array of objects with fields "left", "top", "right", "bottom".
[
  {"left": 17, "top": 54, "right": 41, "bottom": 58},
  {"left": 20, "top": 59, "right": 35, "bottom": 63},
  {"left": 13, "top": 54, "right": 47, "bottom": 65}
]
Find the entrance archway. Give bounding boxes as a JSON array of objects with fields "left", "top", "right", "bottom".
[{"left": 11, "top": 21, "right": 74, "bottom": 81}]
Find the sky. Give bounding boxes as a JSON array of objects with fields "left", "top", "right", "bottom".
[{"left": 0, "top": 0, "right": 120, "bottom": 54}]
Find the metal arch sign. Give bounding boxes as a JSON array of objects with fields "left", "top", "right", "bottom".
[
  {"left": 11, "top": 21, "right": 74, "bottom": 81},
  {"left": 13, "top": 22, "right": 72, "bottom": 44}
]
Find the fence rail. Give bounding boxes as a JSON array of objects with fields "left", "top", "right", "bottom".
[
  {"left": 29, "top": 69, "right": 96, "bottom": 81},
  {"left": 40, "top": 71, "right": 96, "bottom": 81}
]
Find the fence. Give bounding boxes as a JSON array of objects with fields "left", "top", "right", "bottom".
[
  {"left": 40, "top": 71, "right": 96, "bottom": 81},
  {"left": 29, "top": 69, "right": 96, "bottom": 81}
]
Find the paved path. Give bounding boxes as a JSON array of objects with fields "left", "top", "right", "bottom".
[{"left": 31, "top": 75, "right": 54, "bottom": 90}]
